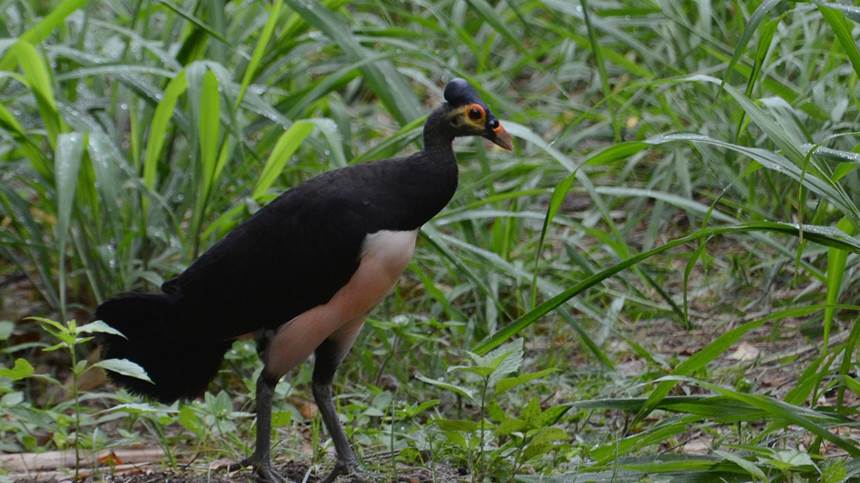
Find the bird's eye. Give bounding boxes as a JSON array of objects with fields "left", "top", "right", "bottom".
[
  {"left": 468, "top": 104, "right": 484, "bottom": 121},
  {"left": 490, "top": 119, "right": 500, "bottom": 130}
]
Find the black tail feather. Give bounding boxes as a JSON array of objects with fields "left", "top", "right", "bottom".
[{"left": 96, "top": 293, "right": 231, "bottom": 403}]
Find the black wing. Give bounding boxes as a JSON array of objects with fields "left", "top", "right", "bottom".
[{"left": 163, "top": 165, "right": 377, "bottom": 339}]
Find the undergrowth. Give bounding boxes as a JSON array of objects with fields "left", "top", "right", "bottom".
[{"left": 1, "top": 0, "right": 859, "bottom": 481}]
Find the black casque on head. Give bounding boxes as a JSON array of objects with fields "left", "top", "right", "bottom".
[{"left": 444, "top": 78, "right": 482, "bottom": 107}]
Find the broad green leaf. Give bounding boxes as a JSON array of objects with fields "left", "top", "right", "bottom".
[
  {"left": 415, "top": 374, "right": 474, "bottom": 400},
  {"left": 0, "top": 321, "right": 13, "bottom": 340},
  {"left": 0, "top": 359, "right": 35, "bottom": 381},
  {"left": 86, "top": 133, "right": 123, "bottom": 224},
  {"left": 433, "top": 418, "right": 479, "bottom": 432},
  {"left": 94, "top": 358, "right": 153, "bottom": 384},
  {"left": 178, "top": 405, "right": 206, "bottom": 437},
  {"left": 496, "top": 368, "right": 558, "bottom": 395},
  {"left": 447, "top": 365, "right": 494, "bottom": 378},
  {"left": 27, "top": 316, "right": 67, "bottom": 333},
  {"left": 495, "top": 417, "right": 526, "bottom": 436},
  {"left": 77, "top": 320, "right": 125, "bottom": 338},
  {"left": 469, "top": 338, "right": 524, "bottom": 386}
]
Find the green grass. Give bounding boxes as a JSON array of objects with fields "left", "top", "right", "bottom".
[{"left": 1, "top": 0, "right": 859, "bottom": 481}]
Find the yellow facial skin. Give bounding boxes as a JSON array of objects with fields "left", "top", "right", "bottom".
[
  {"left": 446, "top": 102, "right": 513, "bottom": 150},
  {"left": 447, "top": 103, "right": 488, "bottom": 134}
]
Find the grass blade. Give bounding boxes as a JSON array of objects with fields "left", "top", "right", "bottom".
[
  {"left": 818, "top": 3, "right": 860, "bottom": 79},
  {"left": 252, "top": 120, "right": 316, "bottom": 199},
  {"left": 580, "top": 0, "right": 618, "bottom": 140},
  {"left": 473, "top": 223, "right": 860, "bottom": 355},
  {"left": 634, "top": 305, "right": 827, "bottom": 425},
  {"left": 282, "top": 0, "right": 421, "bottom": 124},
  {"left": 235, "top": 0, "right": 283, "bottom": 108},
  {"left": 466, "top": 0, "right": 525, "bottom": 52},
  {"left": 11, "top": 40, "right": 64, "bottom": 148},
  {"left": 54, "top": 132, "right": 87, "bottom": 318},
  {"left": 190, "top": 67, "right": 221, "bottom": 256},
  {"left": 143, "top": 69, "right": 187, "bottom": 192},
  {"left": 823, "top": 218, "right": 856, "bottom": 350},
  {"left": 0, "top": 0, "right": 89, "bottom": 70},
  {"left": 661, "top": 376, "right": 860, "bottom": 456},
  {"left": 721, "top": 0, "right": 783, "bottom": 87},
  {"left": 157, "top": 0, "right": 230, "bottom": 44}
]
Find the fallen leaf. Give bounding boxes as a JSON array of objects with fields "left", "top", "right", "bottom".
[
  {"left": 97, "top": 450, "right": 123, "bottom": 466},
  {"left": 682, "top": 438, "right": 710, "bottom": 454},
  {"left": 729, "top": 342, "right": 760, "bottom": 361},
  {"left": 289, "top": 396, "right": 318, "bottom": 419}
]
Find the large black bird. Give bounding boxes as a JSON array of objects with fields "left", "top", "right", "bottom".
[{"left": 97, "top": 78, "right": 512, "bottom": 482}]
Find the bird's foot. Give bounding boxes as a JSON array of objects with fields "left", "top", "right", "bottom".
[
  {"left": 228, "top": 455, "right": 289, "bottom": 483},
  {"left": 320, "top": 458, "right": 380, "bottom": 483}
]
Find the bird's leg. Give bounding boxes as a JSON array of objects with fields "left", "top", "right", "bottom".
[
  {"left": 312, "top": 319, "right": 374, "bottom": 483},
  {"left": 229, "top": 372, "right": 285, "bottom": 482},
  {"left": 230, "top": 330, "right": 287, "bottom": 483}
]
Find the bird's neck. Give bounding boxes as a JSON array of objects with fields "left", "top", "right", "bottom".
[
  {"left": 377, "top": 108, "right": 458, "bottom": 230},
  {"left": 422, "top": 106, "right": 456, "bottom": 154},
  {"left": 403, "top": 147, "right": 457, "bottom": 227}
]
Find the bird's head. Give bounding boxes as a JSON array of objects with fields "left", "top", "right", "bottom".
[{"left": 442, "top": 78, "right": 513, "bottom": 150}]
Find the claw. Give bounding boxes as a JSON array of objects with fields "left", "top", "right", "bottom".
[
  {"left": 255, "top": 462, "right": 287, "bottom": 483},
  {"left": 320, "top": 459, "right": 380, "bottom": 483},
  {"left": 228, "top": 455, "right": 289, "bottom": 483},
  {"left": 226, "top": 456, "right": 254, "bottom": 472}
]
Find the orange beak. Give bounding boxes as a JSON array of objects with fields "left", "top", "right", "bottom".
[{"left": 489, "top": 123, "right": 513, "bottom": 150}]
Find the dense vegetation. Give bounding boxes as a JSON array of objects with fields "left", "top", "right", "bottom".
[{"left": 1, "top": 0, "right": 860, "bottom": 481}]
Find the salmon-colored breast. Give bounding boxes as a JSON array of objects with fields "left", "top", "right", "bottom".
[{"left": 264, "top": 230, "right": 418, "bottom": 377}]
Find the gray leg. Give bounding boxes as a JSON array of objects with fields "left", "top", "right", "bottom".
[
  {"left": 230, "top": 372, "right": 285, "bottom": 483},
  {"left": 313, "top": 339, "right": 364, "bottom": 483},
  {"left": 230, "top": 330, "right": 287, "bottom": 482}
]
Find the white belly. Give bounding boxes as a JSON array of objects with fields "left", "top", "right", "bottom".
[{"left": 360, "top": 229, "right": 419, "bottom": 276}]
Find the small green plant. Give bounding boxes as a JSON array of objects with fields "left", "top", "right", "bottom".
[
  {"left": 418, "top": 339, "right": 564, "bottom": 481},
  {"left": 8, "top": 317, "right": 151, "bottom": 478}
]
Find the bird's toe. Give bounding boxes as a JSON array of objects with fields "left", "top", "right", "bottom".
[
  {"left": 321, "top": 459, "right": 380, "bottom": 483},
  {"left": 227, "top": 455, "right": 290, "bottom": 483},
  {"left": 254, "top": 462, "right": 288, "bottom": 483}
]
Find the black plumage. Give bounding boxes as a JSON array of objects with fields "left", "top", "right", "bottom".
[{"left": 97, "top": 78, "right": 511, "bottom": 482}]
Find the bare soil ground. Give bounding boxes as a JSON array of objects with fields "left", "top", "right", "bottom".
[{"left": 10, "top": 458, "right": 460, "bottom": 482}]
